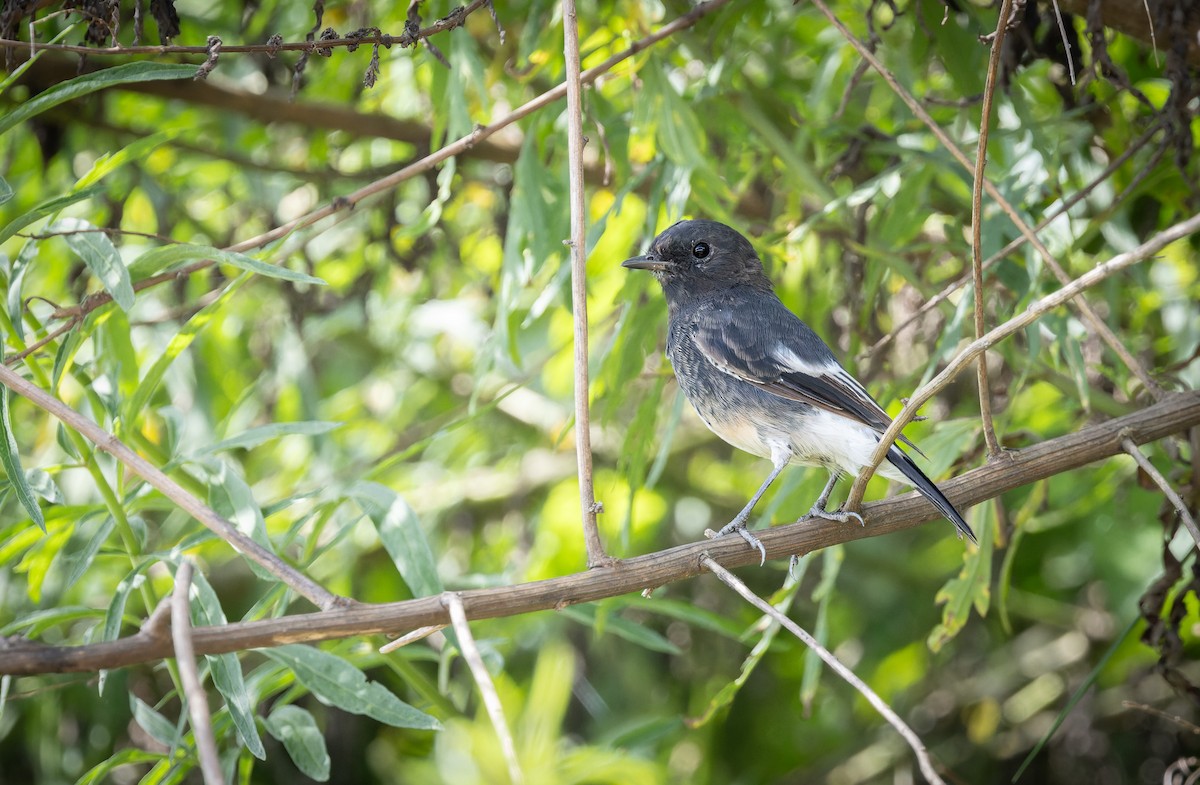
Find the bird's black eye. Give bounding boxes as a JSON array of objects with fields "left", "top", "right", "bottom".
[{"left": 692, "top": 242, "right": 710, "bottom": 259}]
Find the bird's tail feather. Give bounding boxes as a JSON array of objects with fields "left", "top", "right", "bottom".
[{"left": 884, "top": 446, "right": 977, "bottom": 543}]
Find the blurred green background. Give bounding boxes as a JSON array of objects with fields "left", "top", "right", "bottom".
[{"left": 1, "top": 0, "right": 1198, "bottom": 782}]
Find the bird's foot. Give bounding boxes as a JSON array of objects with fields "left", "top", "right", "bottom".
[
  {"left": 708, "top": 518, "right": 767, "bottom": 566},
  {"left": 802, "top": 503, "right": 865, "bottom": 527}
]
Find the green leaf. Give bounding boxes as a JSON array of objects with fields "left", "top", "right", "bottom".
[
  {"left": 75, "top": 748, "right": 164, "bottom": 785},
  {"left": 0, "top": 184, "right": 104, "bottom": 246},
  {"left": 47, "top": 217, "right": 134, "bottom": 311},
  {"left": 0, "top": 383, "right": 43, "bottom": 531},
  {"left": 0, "top": 62, "right": 195, "bottom": 137},
  {"left": 689, "top": 570, "right": 804, "bottom": 728},
  {"left": 261, "top": 644, "right": 441, "bottom": 730},
  {"left": 350, "top": 481, "right": 442, "bottom": 597},
  {"left": 191, "top": 421, "right": 343, "bottom": 458},
  {"left": 189, "top": 570, "right": 266, "bottom": 759},
  {"left": 74, "top": 131, "right": 178, "bottom": 191},
  {"left": 130, "top": 694, "right": 179, "bottom": 748},
  {"left": 0, "top": 604, "right": 100, "bottom": 636},
  {"left": 203, "top": 459, "right": 276, "bottom": 581},
  {"left": 928, "top": 501, "right": 993, "bottom": 653},
  {"left": 0, "top": 176, "right": 12, "bottom": 206},
  {"left": 801, "top": 546, "right": 842, "bottom": 711},
  {"left": 561, "top": 604, "right": 681, "bottom": 655},
  {"left": 265, "top": 705, "right": 330, "bottom": 781},
  {"left": 62, "top": 514, "right": 114, "bottom": 589},
  {"left": 130, "top": 243, "right": 326, "bottom": 285},
  {"left": 124, "top": 276, "right": 245, "bottom": 428}
]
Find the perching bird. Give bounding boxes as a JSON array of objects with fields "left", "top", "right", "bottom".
[{"left": 622, "top": 219, "right": 976, "bottom": 563}]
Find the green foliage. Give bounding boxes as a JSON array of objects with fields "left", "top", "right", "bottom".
[{"left": 0, "top": 0, "right": 1198, "bottom": 783}]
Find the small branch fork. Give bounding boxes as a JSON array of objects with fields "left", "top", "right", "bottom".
[
  {"left": 1121, "top": 435, "right": 1200, "bottom": 554},
  {"left": 2, "top": 389, "right": 1196, "bottom": 677},
  {"left": 701, "top": 556, "right": 946, "bottom": 784},
  {"left": 561, "top": 0, "right": 608, "bottom": 567},
  {"left": 970, "top": 0, "right": 1016, "bottom": 458}
]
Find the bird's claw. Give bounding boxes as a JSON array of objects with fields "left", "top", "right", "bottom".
[
  {"left": 713, "top": 520, "right": 767, "bottom": 566},
  {"left": 803, "top": 505, "right": 865, "bottom": 527}
]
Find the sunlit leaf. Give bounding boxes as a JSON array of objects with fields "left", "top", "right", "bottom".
[
  {"left": 262, "top": 644, "right": 441, "bottom": 730},
  {"left": 265, "top": 705, "right": 330, "bottom": 781}
]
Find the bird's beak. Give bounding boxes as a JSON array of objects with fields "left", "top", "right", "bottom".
[{"left": 621, "top": 253, "right": 669, "bottom": 272}]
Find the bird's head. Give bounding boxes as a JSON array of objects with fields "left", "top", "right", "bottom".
[{"left": 621, "top": 219, "right": 770, "bottom": 299}]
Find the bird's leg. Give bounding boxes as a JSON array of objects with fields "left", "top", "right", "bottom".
[
  {"left": 802, "top": 471, "right": 865, "bottom": 527},
  {"left": 715, "top": 450, "right": 790, "bottom": 565}
]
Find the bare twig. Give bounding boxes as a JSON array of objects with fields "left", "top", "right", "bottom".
[
  {"left": 561, "top": 0, "right": 607, "bottom": 567},
  {"left": 1121, "top": 436, "right": 1200, "bottom": 553},
  {"left": 0, "top": 363, "right": 344, "bottom": 610},
  {"left": 970, "top": 0, "right": 1015, "bottom": 458},
  {"left": 701, "top": 556, "right": 946, "bottom": 784},
  {"left": 171, "top": 560, "right": 225, "bottom": 785},
  {"left": 2, "top": 389, "right": 1196, "bottom": 676},
  {"left": 443, "top": 593, "right": 523, "bottom": 784},
  {"left": 847, "top": 211, "right": 1200, "bottom": 511}
]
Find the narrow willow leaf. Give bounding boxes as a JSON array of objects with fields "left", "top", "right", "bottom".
[
  {"left": 350, "top": 481, "right": 441, "bottom": 597},
  {"left": 189, "top": 570, "right": 266, "bottom": 759},
  {"left": 6, "top": 240, "right": 37, "bottom": 342},
  {"left": 0, "top": 176, "right": 12, "bottom": 205},
  {"left": 0, "top": 183, "right": 104, "bottom": 246},
  {"left": 48, "top": 217, "right": 134, "bottom": 311},
  {"left": 124, "top": 275, "right": 245, "bottom": 427},
  {"left": 801, "top": 546, "right": 843, "bottom": 710},
  {"left": 130, "top": 695, "right": 179, "bottom": 748},
  {"left": 63, "top": 514, "right": 114, "bottom": 589},
  {"left": 0, "top": 62, "right": 194, "bottom": 137},
  {"left": 203, "top": 460, "right": 276, "bottom": 581},
  {"left": 262, "top": 644, "right": 441, "bottom": 730},
  {"left": 928, "top": 501, "right": 993, "bottom": 653},
  {"left": 265, "top": 705, "right": 330, "bottom": 781},
  {"left": 0, "top": 604, "right": 99, "bottom": 636},
  {"left": 191, "top": 421, "right": 343, "bottom": 458},
  {"left": 74, "top": 131, "right": 177, "bottom": 191},
  {"left": 130, "top": 243, "right": 325, "bottom": 285},
  {"left": 560, "top": 604, "right": 681, "bottom": 655},
  {"left": 75, "top": 748, "right": 164, "bottom": 785},
  {"left": 690, "top": 569, "right": 804, "bottom": 727},
  {"left": 0, "top": 384, "right": 43, "bottom": 530}
]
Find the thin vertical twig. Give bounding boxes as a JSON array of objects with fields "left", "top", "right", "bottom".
[
  {"left": 561, "top": 0, "right": 608, "bottom": 567},
  {"left": 171, "top": 560, "right": 225, "bottom": 785},
  {"left": 1121, "top": 436, "right": 1200, "bottom": 554},
  {"left": 701, "top": 556, "right": 946, "bottom": 785},
  {"left": 971, "top": 0, "right": 1015, "bottom": 458},
  {"left": 443, "top": 593, "right": 523, "bottom": 784}
]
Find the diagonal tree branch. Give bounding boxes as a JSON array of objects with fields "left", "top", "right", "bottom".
[
  {"left": 847, "top": 209, "right": 1200, "bottom": 511},
  {"left": 0, "top": 362, "right": 345, "bottom": 611},
  {"left": 2, "top": 389, "right": 1196, "bottom": 677}
]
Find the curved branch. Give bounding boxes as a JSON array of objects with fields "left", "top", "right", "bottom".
[{"left": 3, "top": 390, "right": 1196, "bottom": 677}]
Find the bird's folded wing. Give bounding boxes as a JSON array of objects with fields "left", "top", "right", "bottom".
[{"left": 691, "top": 304, "right": 923, "bottom": 454}]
